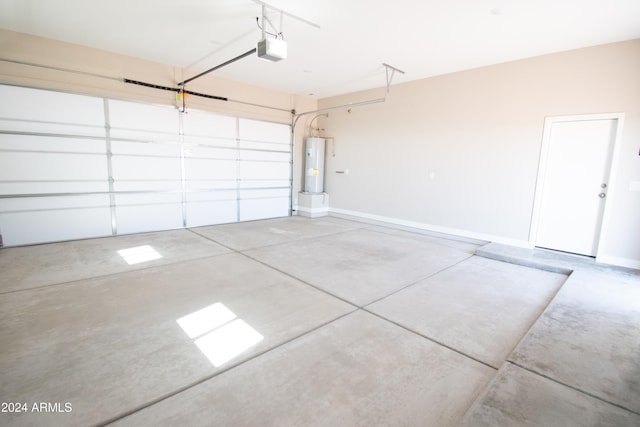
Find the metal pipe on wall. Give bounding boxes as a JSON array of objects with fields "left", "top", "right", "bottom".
[
  {"left": 288, "top": 63, "right": 405, "bottom": 215},
  {"left": 289, "top": 97, "right": 385, "bottom": 215}
]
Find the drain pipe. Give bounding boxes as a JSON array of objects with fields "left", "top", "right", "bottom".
[{"left": 288, "top": 63, "right": 405, "bottom": 215}]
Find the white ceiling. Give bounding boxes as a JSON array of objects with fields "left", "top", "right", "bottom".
[{"left": 1, "top": 0, "right": 639, "bottom": 98}]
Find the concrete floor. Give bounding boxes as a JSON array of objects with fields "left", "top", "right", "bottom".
[{"left": 0, "top": 216, "right": 638, "bottom": 426}]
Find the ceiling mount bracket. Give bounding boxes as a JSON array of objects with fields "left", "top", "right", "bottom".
[
  {"left": 383, "top": 63, "right": 405, "bottom": 94},
  {"left": 251, "top": 0, "right": 321, "bottom": 30},
  {"left": 260, "top": 4, "right": 284, "bottom": 39},
  {"left": 293, "top": 63, "right": 407, "bottom": 127}
]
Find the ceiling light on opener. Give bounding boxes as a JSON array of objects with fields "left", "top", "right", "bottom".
[{"left": 257, "top": 38, "right": 287, "bottom": 62}]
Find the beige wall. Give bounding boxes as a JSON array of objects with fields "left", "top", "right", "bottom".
[
  {"left": 0, "top": 29, "right": 317, "bottom": 197},
  {"left": 319, "top": 39, "right": 640, "bottom": 267}
]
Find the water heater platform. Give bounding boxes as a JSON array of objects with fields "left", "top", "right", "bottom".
[{"left": 296, "top": 192, "right": 329, "bottom": 218}]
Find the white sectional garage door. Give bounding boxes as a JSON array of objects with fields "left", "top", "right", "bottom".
[{"left": 0, "top": 84, "right": 291, "bottom": 246}]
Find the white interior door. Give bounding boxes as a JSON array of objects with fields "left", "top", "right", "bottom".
[{"left": 535, "top": 118, "right": 617, "bottom": 256}]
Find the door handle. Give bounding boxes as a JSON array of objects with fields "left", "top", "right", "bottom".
[{"left": 599, "top": 193, "right": 606, "bottom": 198}]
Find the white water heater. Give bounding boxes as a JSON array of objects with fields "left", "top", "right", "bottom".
[{"left": 304, "top": 137, "right": 325, "bottom": 193}]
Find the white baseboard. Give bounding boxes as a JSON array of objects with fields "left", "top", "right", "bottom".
[
  {"left": 329, "top": 207, "right": 531, "bottom": 248},
  {"left": 294, "top": 206, "right": 329, "bottom": 218},
  {"left": 596, "top": 255, "right": 640, "bottom": 270}
]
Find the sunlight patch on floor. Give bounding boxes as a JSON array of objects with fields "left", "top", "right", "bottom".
[
  {"left": 117, "top": 245, "right": 163, "bottom": 265},
  {"left": 177, "top": 302, "right": 264, "bottom": 367}
]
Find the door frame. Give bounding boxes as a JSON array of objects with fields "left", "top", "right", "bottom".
[{"left": 528, "top": 112, "right": 625, "bottom": 260}]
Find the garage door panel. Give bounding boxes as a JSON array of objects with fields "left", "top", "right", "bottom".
[
  {"left": 112, "top": 156, "right": 181, "bottom": 181},
  {"left": 0, "top": 193, "right": 111, "bottom": 245},
  {"left": 186, "top": 190, "right": 236, "bottom": 202},
  {"left": 183, "top": 135, "right": 236, "bottom": 150},
  {"left": 0, "top": 152, "right": 108, "bottom": 181},
  {"left": 238, "top": 140, "right": 290, "bottom": 152},
  {"left": 185, "top": 158, "right": 237, "bottom": 180},
  {"left": 110, "top": 139, "right": 180, "bottom": 155},
  {"left": 0, "top": 134, "right": 105, "bottom": 153},
  {"left": 185, "top": 181, "right": 236, "bottom": 193},
  {"left": 108, "top": 100, "right": 179, "bottom": 134},
  {"left": 240, "top": 188, "right": 289, "bottom": 199},
  {"left": 239, "top": 161, "right": 289, "bottom": 180},
  {"left": 185, "top": 145, "right": 236, "bottom": 160},
  {"left": 115, "top": 191, "right": 183, "bottom": 234},
  {"left": 238, "top": 179, "right": 289, "bottom": 189},
  {"left": 115, "top": 193, "right": 182, "bottom": 206},
  {"left": 0, "top": 208, "right": 112, "bottom": 246},
  {"left": 186, "top": 200, "right": 237, "bottom": 227},
  {"left": 239, "top": 118, "right": 290, "bottom": 143},
  {"left": 239, "top": 198, "right": 289, "bottom": 221},
  {"left": 0, "top": 85, "right": 105, "bottom": 128},
  {"left": 116, "top": 204, "right": 183, "bottom": 234},
  {"left": 113, "top": 180, "right": 180, "bottom": 192},
  {"left": 0, "top": 194, "right": 110, "bottom": 212},
  {"left": 238, "top": 186, "right": 289, "bottom": 221},
  {"left": 0, "top": 119, "right": 105, "bottom": 137},
  {"left": 239, "top": 150, "right": 289, "bottom": 162},
  {"left": 185, "top": 190, "right": 237, "bottom": 227},
  {"left": 0, "top": 181, "right": 109, "bottom": 195},
  {"left": 183, "top": 110, "right": 236, "bottom": 138}
]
